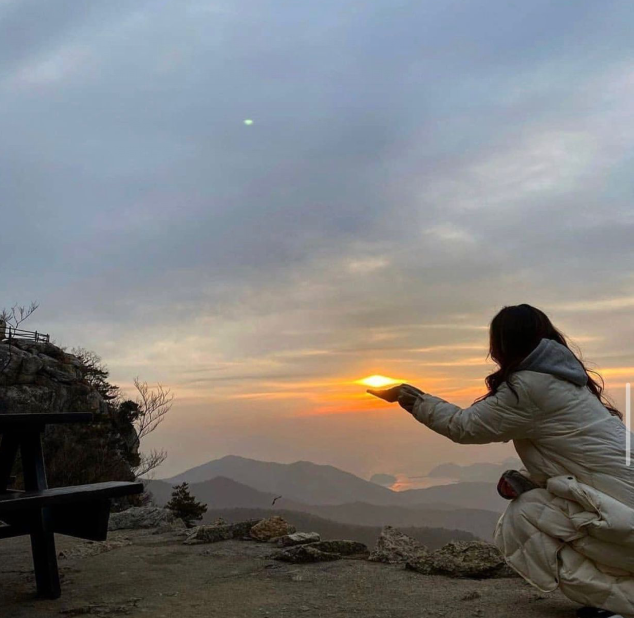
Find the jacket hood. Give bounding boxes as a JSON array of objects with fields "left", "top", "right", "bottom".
[{"left": 517, "top": 338, "right": 588, "bottom": 386}]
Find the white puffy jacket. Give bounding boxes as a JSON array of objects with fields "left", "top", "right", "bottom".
[{"left": 407, "top": 338, "right": 634, "bottom": 616}]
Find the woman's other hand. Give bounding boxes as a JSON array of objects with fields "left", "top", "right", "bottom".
[{"left": 397, "top": 384, "right": 425, "bottom": 412}]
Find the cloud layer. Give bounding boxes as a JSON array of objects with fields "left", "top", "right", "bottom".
[{"left": 2, "top": 0, "right": 634, "bottom": 477}]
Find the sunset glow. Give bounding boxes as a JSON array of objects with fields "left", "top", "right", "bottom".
[
  {"left": 7, "top": 0, "right": 634, "bottom": 486},
  {"left": 358, "top": 375, "right": 402, "bottom": 388}
]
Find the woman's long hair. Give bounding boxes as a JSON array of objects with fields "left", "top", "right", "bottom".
[{"left": 473, "top": 303, "right": 622, "bottom": 420}]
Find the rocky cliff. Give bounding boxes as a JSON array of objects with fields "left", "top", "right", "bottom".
[
  {"left": 0, "top": 339, "right": 139, "bottom": 488},
  {"left": 0, "top": 339, "right": 105, "bottom": 415}
]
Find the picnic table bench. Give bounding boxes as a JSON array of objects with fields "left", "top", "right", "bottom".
[{"left": 0, "top": 413, "right": 143, "bottom": 598}]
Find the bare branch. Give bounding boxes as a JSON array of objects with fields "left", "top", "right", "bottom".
[
  {"left": 132, "top": 377, "right": 174, "bottom": 442},
  {"left": 132, "top": 449, "right": 168, "bottom": 479},
  {"left": 0, "top": 301, "right": 39, "bottom": 375},
  {"left": 1, "top": 302, "right": 39, "bottom": 329},
  {"left": 70, "top": 347, "right": 120, "bottom": 400}
]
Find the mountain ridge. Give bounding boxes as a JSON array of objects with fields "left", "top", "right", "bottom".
[
  {"left": 146, "top": 476, "right": 495, "bottom": 540},
  {"left": 148, "top": 473, "right": 503, "bottom": 540},
  {"left": 162, "top": 454, "right": 506, "bottom": 512},
  {"left": 166, "top": 455, "right": 399, "bottom": 506}
]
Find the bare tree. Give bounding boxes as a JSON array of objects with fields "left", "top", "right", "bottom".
[
  {"left": 131, "top": 377, "right": 173, "bottom": 444},
  {"left": 121, "top": 378, "right": 174, "bottom": 479},
  {"left": 68, "top": 350, "right": 174, "bottom": 479},
  {"left": 1, "top": 301, "right": 39, "bottom": 330},
  {"left": 0, "top": 301, "right": 39, "bottom": 374}
]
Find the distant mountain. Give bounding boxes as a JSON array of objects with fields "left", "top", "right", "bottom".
[
  {"left": 148, "top": 476, "right": 501, "bottom": 540},
  {"left": 145, "top": 477, "right": 307, "bottom": 511},
  {"left": 369, "top": 473, "right": 397, "bottom": 487},
  {"left": 398, "top": 482, "right": 505, "bottom": 512},
  {"left": 166, "top": 455, "right": 398, "bottom": 506},
  {"left": 164, "top": 455, "right": 507, "bottom": 512},
  {"left": 427, "top": 458, "right": 521, "bottom": 482},
  {"left": 200, "top": 507, "right": 477, "bottom": 550}
]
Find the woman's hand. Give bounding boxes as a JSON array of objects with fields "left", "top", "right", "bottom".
[
  {"left": 366, "top": 384, "right": 403, "bottom": 402},
  {"left": 366, "top": 383, "right": 425, "bottom": 411}
]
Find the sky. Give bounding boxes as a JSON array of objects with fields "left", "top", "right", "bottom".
[{"left": 2, "top": 0, "right": 634, "bottom": 481}]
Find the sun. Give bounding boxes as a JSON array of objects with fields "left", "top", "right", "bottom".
[{"left": 357, "top": 375, "right": 401, "bottom": 388}]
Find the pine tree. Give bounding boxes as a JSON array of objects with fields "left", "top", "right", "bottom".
[{"left": 165, "top": 482, "right": 207, "bottom": 527}]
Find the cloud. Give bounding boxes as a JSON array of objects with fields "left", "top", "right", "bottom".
[{"left": 2, "top": 0, "right": 634, "bottom": 476}]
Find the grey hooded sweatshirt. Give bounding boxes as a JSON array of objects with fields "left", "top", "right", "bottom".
[{"left": 516, "top": 338, "right": 588, "bottom": 387}]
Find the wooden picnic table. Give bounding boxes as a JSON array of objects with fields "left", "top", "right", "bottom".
[{"left": 0, "top": 413, "right": 143, "bottom": 599}]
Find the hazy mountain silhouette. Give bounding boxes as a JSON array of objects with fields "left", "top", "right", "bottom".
[
  {"left": 148, "top": 476, "right": 499, "bottom": 539},
  {"left": 165, "top": 455, "right": 507, "bottom": 512},
  {"left": 166, "top": 455, "right": 398, "bottom": 505},
  {"left": 426, "top": 457, "right": 521, "bottom": 482},
  {"left": 146, "top": 476, "right": 307, "bottom": 511},
  {"left": 397, "top": 482, "right": 505, "bottom": 512}
]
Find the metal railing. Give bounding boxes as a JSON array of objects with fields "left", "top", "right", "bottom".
[{"left": 2, "top": 327, "right": 50, "bottom": 343}]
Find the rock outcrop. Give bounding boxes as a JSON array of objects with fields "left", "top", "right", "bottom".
[
  {"left": 406, "top": 541, "right": 517, "bottom": 579},
  {"left": 249, "top": 516, "right": 296, "bottom": 542},
  {"left": 307, "top": 540, "right": 368, "bottom": 556},
  {"left": 0, "top": 339, "right": 139, "bottom": 487},
  {"left": 270, "top": 532, "right": 321, "bottom": 547},
  {"left": 108, "top": 507, "right": 183, "bottom": 531},
  {"left": 369, "top": 525, "right": 428, "bottom": 564},
  {"left": 273, "top": 545, "right": 343, "bottom": 563},
  {"left": 183, "top": 519, "right": 263, "bottom": 545},
  {"left": 0, "top": 340, "right": 105, "bottom": 415},
  {"left": 273, "top": 539, "right": 368, "bottom": 563},
  {"left": 164, "top": 513, "right": 517, "bottom": 579},
  {"left": 180, "top": 516, "right": 368, "bottom": 565}
]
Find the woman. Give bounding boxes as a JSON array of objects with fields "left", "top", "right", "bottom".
[{"left": 370, "top": 304, "right": 634, "bottom": 618}]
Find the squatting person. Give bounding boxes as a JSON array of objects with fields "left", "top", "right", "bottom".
[{"left": 370, "top": 304, "right": 634, "bottom": 618}]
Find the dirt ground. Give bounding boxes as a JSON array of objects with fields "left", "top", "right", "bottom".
[{"left": 0, "top": 529, "right": 580, "bottom": 618}]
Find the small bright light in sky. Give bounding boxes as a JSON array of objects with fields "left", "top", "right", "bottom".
[
  {"left": 243, "top": 119, "right": 253, "bottom": 125},
  {"left": 358, "top": 375, "right": 401, "bottom": 388}
]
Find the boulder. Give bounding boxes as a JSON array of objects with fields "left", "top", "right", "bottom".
[
  {"left": 249, "top": 516, "right": 296, "bottom": 542},
  {"left": 153, "top": 517, "right": 189, "bottom": 535},
  {"left": 406, "top": 541, "right": 516, "bottom": 579},
  {"left": 184, "top": 519, "right": 262, "bottom": 545},
  {"left": 307, "top": 540, "right": 368, "bottom": 556},
  {"left": 108, "top": 506, "right": 181, "bottom": 531},
  {"left": 270, "top": 532, "right": 321, "bottom": 547},
  {"left": 273, "top": 545, "right": 342, "bottom": 564},
  {"left": 369, "top": 526, "right": 428, "bottom": 564}
]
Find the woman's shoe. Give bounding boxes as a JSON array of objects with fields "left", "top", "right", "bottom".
[{"left": 496, "top": 470, "right": 539, "bottom": 500}]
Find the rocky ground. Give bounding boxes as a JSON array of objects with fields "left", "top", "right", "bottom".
[{"left": 0, "top": 522, "right": 580, "bottom": 618}]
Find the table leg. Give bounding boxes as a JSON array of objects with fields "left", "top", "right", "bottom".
[
  {"left": 20, "top": 430, "right": 48, "bottom": 491},
  {"left": 20, "top": 430, "right": 61, "bottom": 599},
  {"left": 0, "top": 433, "right": 19, "bottom": 492},
  {"left": 29, "top": 508, "right": 61, "bottom": 599}
]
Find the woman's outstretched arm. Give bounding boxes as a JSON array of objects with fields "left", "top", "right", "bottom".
[{"left": 399, "top": 375, "right": 539, "bottom": 445}]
